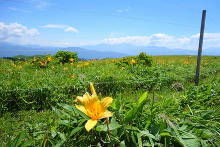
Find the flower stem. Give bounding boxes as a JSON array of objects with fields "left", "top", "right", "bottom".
[{"left": 106, "top": 118, "right": 112, "bottom": 142}]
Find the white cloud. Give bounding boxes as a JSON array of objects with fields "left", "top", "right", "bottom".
[
  {"left": 41, "top": 24, "right": 79, "bottom": 33},
  {"left": 102, "top": 33, "right": 220, "bottom": 49},
  {"left": 0, "top": 22, "right": 39, "bottom": 43},
  {"left": 64, "top": 27, "right": 79, "bottom": 33}
]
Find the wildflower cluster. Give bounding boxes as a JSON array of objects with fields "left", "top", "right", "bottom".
[{"left": 31, "top": 55, "right": 53, "bottom": 68}]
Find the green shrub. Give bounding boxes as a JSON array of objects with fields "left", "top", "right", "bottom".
[
  {"left": 54, "top": 51, "right": 78, "bottom": 64},
  {"left": 117, "top": 52, "right": 153, "bottom": 68},
  {"left": 137, "top": 52, "right": 153, "bottom": 66}
]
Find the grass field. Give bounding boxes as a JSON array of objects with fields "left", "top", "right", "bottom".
[{"left": 0, "top": 55, "right": 220, "bottom": 146}]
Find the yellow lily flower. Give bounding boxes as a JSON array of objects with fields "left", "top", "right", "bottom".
[
  {"left": 130, "top": 59, "right": 137, "bottom": 64},
  {"left": 75, "top": 83, "right": 113, "bottom": 132}
]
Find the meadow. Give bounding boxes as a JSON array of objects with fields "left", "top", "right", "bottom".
[{"left": 0, "top": 53, "right": 220, "bottom": 146}]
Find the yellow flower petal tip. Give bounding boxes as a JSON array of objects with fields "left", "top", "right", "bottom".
[
  {"left": 85, "top": 119, "right": 98, "bottom": 132},
  {"left": 89, "top": 82, "right": 97, "bottom": 96}
]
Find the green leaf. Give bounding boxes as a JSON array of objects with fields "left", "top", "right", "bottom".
[
  {"left": 69, "top": 127, "right": 83, "bottom": 137},
  {"left": 55, "top": 132, "right": 67, "bottom": 147},
  {"left": 140, "top": 130, "right": 156, "bottom": 140},
  {"left": 124, "top": 92, "right": 148, "bottom": 123},
  {"left": 119, "top": 141, "right": 126, "bottom": 147},
  {"left": 7, "top": 132, "right": 26, "bottom": 147},
  {"left": 58, "top": 103, "right": 90, "bottom": 120},
  {"left": 96, "top": 119, "right": 121, "bottom": 132},
  {"left": 124, "top": 125, "right": 140, "bottom": 131},
  {"left": 58, "top": 132, "right": 66, "bottom": 141},
  {"left": 160, "top": 132, "right": 171, "bottom": 137},
  {"left": 21, "top": 140, "right": 34, "bottom": 147},
  {"left": 137, "top": 133, "right": 143, "bottom": 147},
  {"left": 181, "top": 132, "right": 200, "bottom": 147},
  {"left": 57, "top": 103, "right": 75, "bottom": 112}
]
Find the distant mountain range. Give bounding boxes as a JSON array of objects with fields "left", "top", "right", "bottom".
[
  {"left": 0, "top": 42, "right": 128, "bottom": 59},
  {"left": 0, "top": 42, "right": 219, "bottom": 59},
  {"left": 83, "top": 44, "right": 220, "bottom": 56}
]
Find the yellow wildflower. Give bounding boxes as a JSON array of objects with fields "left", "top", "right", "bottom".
[
  {"left": 130, "top": 59, "right": 137, "bottom": 64},
  {"left": 84, "top": 62, "right": 89, "bottom": 66},
  {"left": 12, "top": 63, "right": 16, "bottom": 67},
  {"left": 69, "top": 58, "right": 74, "bottom": 62},
  {"left": 40, "top": 61, "right": 46, "bottom": 66},
  {"left": 183, "top": 61, "right": 189, "bottom": 64},
  {"left": 47, "top": 56, "right": 52, "bottom": 62},
  {"left": 75, "top": 83, "right": 113, "bottom": 132},
  {"left": 69, "top": 74, "right": 75, "bottom": 78},
  {"left": 63, "top": 67, "right": 68, "bottom": 71}
]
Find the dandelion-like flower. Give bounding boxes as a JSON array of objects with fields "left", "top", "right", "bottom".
[{"left": 75, "top": 83, "right": 113, "bottom": 132}]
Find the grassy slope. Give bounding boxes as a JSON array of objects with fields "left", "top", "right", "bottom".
[{"left": 0, "top": 56, "right": 220, "bottom": 146}]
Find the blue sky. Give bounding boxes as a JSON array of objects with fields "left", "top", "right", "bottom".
[{"left": 0, "top": 0, "right": 220, "bottom": 49}]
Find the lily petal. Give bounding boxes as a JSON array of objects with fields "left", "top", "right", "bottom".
[
  {"left": 75, "top": 105, "right": 88, "bottom": 115},
  {"left": 82, "top": 92, "right": 92, "bottom": 104},
  {"left": 90, "top": 82, "right": 97, "bottom": 96},
  {"left": 101, "top": 97, "right": 113, "bottom": 108},
  {"left": 101, "top": 110, "right": 112, "bottom": 119},
  {"left": 85, "top": 119, "right": 98, "bottom": 132},
  {"left": 75, "top": 96, "right": 84, "bottom": 103}
]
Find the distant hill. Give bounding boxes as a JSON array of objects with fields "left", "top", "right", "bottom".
[
  {"left": 83, "top": 44, "right": 220, "bottom": 56},
  {"left": 0, "top": 42, "right": 219, "bottom": 59},
  {"left": 0, "top": 42, "right": 128, "bottom": 59}
]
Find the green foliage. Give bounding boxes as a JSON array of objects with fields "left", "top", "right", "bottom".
[
  {"left": 137, "top": 52, "right": 153, "bottom": 66},
  {"left": 180, "top": 83, "right": 220, "bottom": 108},
  {"left": 124, "top": 92, "right": 148, "bottom": 123},
  {"left": 0, "top": 55, "right": 220, "bottom": 146},
  {"left": 116, "top": 56, "right": 137, "bottom": 67},
  {"left": 54, "top": 51, "right": 78, "bottom": 64},
  {"left": 117, "top": 52, "right": 153, "bottom": 68}
]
